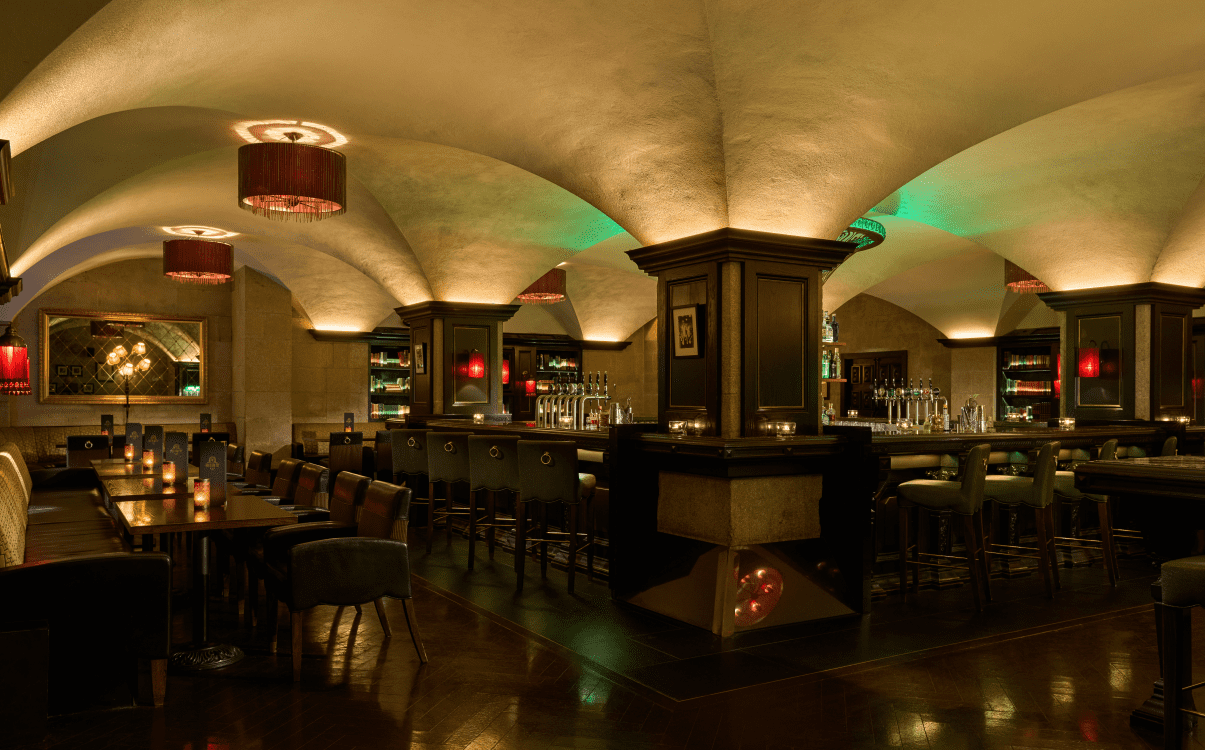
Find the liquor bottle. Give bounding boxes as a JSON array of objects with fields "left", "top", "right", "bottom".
[
  {"left": 833, "top": 349, "right": 842, "bottom": 379},
  {"left": 822, "top": 312, "right": 833, "bottom": 343},
  {"left": 831, "top": 314, "right": 839, "bottom": 342}
]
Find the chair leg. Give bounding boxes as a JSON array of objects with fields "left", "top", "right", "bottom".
[
  {"left": 245, "top": 565, "right": 259, "bottom": 628},
  {"left": 975, "top": 509, "right": 992, "bottom": 604},
  {"left": 961, "top": 514, "right": 982, "bottom": 613},
  {"left": 426, "top": 481, "right": 436, "bottom": 553},
  {"left": 514, "top": 499, "right": 527, "bottom": 592},
  {"left": 266, "top": 592, "right": 279, "bottom": 652},
  {"left": 291, "top": 611, "right": 303, "bottom": 683},
  {"left": 467, "top": 488, "right": 478, "bottom": 570},
  {"left": 567, "top": 504, "right": 579, "bottom": 594},
  {"left": 586, "top": 495, "right": 596, "bottom": 582},
  {"left": 1033, "top": 506, "right": 1054, "bottom": 598},
  {"left": 354, "top": 604, "right": 362, "bottom": 615},
  {"left": 401, "top": 598, "right": 429, "bottom": 664},
  {"left": 915, "top": 507, "right": 927, "bottom": 592},
  {"left": 446, "top": 481, "right": 455, "bottom": 544},
  {"left": 487, "top": 490, "right": 497, "bottom": 560},
  {"left": 1163, "top": 602, "right": 1191, "bottom": 750},
  {"left": 150, "top": 658, "right": 167, "bottom": 706},
  {"left": 373, "top": 597, "right": 392, "bottom": 638},
  {"left": 539, "top": 504, "right": 549, "bottom": 579},
  {"left": 897, "top": 501, "right": 909, "bottom": 601},
  {"left": 1046, "top": 505, "right": 1061, "bottom": 590},
  {"left": 1098, "top": 499, "right": 1118, "bottom": 586}
]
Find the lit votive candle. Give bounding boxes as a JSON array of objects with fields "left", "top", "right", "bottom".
[
  {"left": 1058, "top": 417, "right": 1076, "bottom": 430},
  {"left": 193, "top": 479, "right": 210, "bottom": 509},
  {"left": 847, "top": 410, "right": 859, "bottom": 418},
  {"left": 776, "top": 421, "right": 797, "bottom": 439},
  {"left": 668, "top": 420, "right": 686, "bottom": 437},
  {"left": 559, "top": 415, "right": 574, "bottom": 430},
  {"left": 124, "top": 444, "right": 134, "bottom": 462},
  {"left": 162, "top": 461, "right": 176, "bottom": 485},
  {"left": 688, "top": 418, "right": 707, "bottom": 437},
  {"left": 473, "top": 413, "right": 486, "bottom": 424},
  {"left": 142, "top": 449, "right": 155, "bottom": 470}
]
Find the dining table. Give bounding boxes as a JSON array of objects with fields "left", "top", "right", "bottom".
[
  {"left": 1074, "top": 455, "right": 1205, "bottom": 733},
  {"left": 91, "top": 457, "right": 200, "bottom": 480},
  {"left": 112, "top": 490, "right": 297, "bottom": 670}
]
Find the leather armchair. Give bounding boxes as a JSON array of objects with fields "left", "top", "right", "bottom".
[{"left": 236, "top": 450, "right": 273, "bottom": 494}]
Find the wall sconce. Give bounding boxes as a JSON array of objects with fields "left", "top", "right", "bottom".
[
  {"left": 501, "top": 358, "right": 510, "bottom": 385},
  {"left": 1077, "top": 340, "right": 1099, "bottom": 378},
  {"left": 468, "top": 350, "right": 485, "bottom": 379}
]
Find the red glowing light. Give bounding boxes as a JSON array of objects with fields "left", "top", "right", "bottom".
[
  {"left": 0, "top": 325, "right": 31, "bottom": 396},
  {"left": 468, "top": 351, "right": 486, "bottom": 378},
  {"left": 1194, "top": 377, "right": 1203, "bottom": 400},
  {"left": 526, "top": 379, "right": 537, "bottom": 396},
  {"left": 502, "top": 358, "right": 510, "bottom": 385},
  {"left": 1054, "top": 353, "right": 1061, "bottom": 397},
  {"left": 734, "top": 566, "right": 784, "bottom": 627},
  {"left": 1077, "top": 346, "right": 1099, "bottom": 378}
]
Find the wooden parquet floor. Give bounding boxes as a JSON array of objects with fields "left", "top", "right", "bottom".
[{"left": 19, "top": 569, "right": 1205, "bottom": 750}]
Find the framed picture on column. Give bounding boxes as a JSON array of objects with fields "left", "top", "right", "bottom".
[
  {"left": 414, "top": 343, "right": 426, "bottom": 375},
  {"left": 672, "top": 305, "right": 701, "bottom": 358}
]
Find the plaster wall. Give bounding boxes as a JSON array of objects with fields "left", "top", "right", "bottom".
[
  {"left": 290, "top": 311, "right": 370, "bottom": 423},
  {"left": 5, "top": 258, "right": 233, "bottom": 428},
  {"left": 582, "top": 318, "right": 658, "bottom": 420},
  {"left": 830, "top": 294, "right": 952, "bottom": 410},
  {"left": 232, "top": 267, "right": 292, "bottom": 463}
]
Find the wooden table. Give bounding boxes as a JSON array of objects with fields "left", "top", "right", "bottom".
[
  {"left": 93, "top": 458, "right": 200, "bottom": 480},
  {"left": 1074, "top": 456, "right": 1205, "bottom": 733},
  {"left": 114, "top": 495, "right": 297, "bottom": 670}
]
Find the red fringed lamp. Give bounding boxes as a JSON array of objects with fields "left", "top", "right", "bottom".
[
  {"left": 1054, "top": 353, "right": 1061, "bottom": 397},
  {"left": 238, "top": 133, "right": 346, "bottom": 222},
  {"left": 468, "top": 351, "right": 486, "bottom": 379},
  {"left": 1005, "top": 260, "right": 1050, "bottom": 294},
  {"left": 517, "top": 268, "right": 566, "bottom": 304},
  {"left": 163, "top": 238, "right": 233, "bottom": 285},
  {"left": 501, "top": 358, "right": 510, "bottom": 385},
  {"left": 0, "top": 322, "right": 30, "bottom": 395},
  {"left": 1078, "top": 340, "right": 1100, "bottom": 378}
]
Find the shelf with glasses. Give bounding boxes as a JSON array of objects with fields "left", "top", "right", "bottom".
[
  {"left": 1001, "top": 367, "right": 1053, "bottom": 374},
  {"left": 821, "top": 341, "right": 846, "bottom": 348},
  {"left": 370, "top": 365, "right": 410, "bottom": 372},
  {"left": 822, "top": 378, "right": 848, "bottom": 383}
]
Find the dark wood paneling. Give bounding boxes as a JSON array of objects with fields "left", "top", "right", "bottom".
[
  {"left": 660, "top": 263, "right": 718, "bottom": 432},
  {"left": 1152, "top": 305, "right": 1190, "bottom": 415},
  {"left": 743, "top": 260, "right": 819, "bottom": 435},
  {"left": 755, "top": 278, "right": 804, "bottom": 407},
  {"left": 667, "top": 278, "right": 708, "bottom": 408},
  {"left": 1069, "top": 304, "right": 1134, "bottom": 420},
  {"left": 409, "top": 322, "right": 431, "bottom": 412}
]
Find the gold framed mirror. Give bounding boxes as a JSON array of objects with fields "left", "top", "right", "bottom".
[{"left": 38, "top": 309, "right": 207, "bottom": 405}]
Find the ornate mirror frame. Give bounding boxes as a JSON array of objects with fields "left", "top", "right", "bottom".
[{"left": 38, "top": 309, "right": 208, "bottom": 405}]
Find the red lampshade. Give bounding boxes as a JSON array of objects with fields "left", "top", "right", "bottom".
[
  {"left": 1193, "top": 377, "right": 1203, "bottom": 400},
  {"left": 1054, "top": 353, "right": 1061, "bottom": 397},
  {"left": 1078, "top": 345, "right": 1099, "bottom": 378},
  {"left": 468, "top": 351, "right": 486, "bottom": 379},
  {"left": 163, "top": 239, "right": 233, "bottom": 285},
  {"left": 238, "top": 141, "right": 346, "bottom": 222},
  {"left": 1005, "top": 260, "right": 1050, "bottom": 294},
  {"left": 0, "top": 324, "right": 30, "bottom": 395},
  {"left": 526, "top": 379, "right": 537, "bottom": 396},
  {"left": 517, "top": 268, "right": 566, "bottom": 304},
  {"left": 501, "top": 358, "right": 510, "bottom": 385}
]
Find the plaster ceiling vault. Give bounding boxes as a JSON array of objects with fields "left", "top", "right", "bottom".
[{"left": 0, "top": 0, "right": 1202, "bottom": 341}]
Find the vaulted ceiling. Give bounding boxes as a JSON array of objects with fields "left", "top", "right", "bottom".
[{"left": 1, "top": 0, "right": 1202, "bottom": 339}]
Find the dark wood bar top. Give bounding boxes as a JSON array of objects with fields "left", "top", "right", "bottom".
[
  {"left": 392, "top": 417, "right": 615, "bottom": 452},
  {"left": 867, "top": 424, "right": 1164, "bottom": 454}
]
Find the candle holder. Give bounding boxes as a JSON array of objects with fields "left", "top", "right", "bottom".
[
  {"left": 688, "top": 418, "right": 707, "bottom": 437},
  {"left": 193, "top": 479, "right": 210, "bottom": 508},
  {"left": 473, "top": 413, "right": 485, "bottom": 424},
  {"left": 142, "top": 449, "right": 155, "bottom": 471},
  {"left": 1058, "top": 417, "right": 1076, "bottom": 430},
  {"left": 124, "top": 444, "right": 134, "bottom": 462},
  {"left": 667, "top": 420, "right": 686, "bottom": 437},
  {"left": 775, "top": 421, "right": 796, "bottom": 439},
  {"left": 162, "top": 461, "right": 177, "bottom": 485},
  {"left": 559, "top": 415, "right": 574, "bottom": 430}
]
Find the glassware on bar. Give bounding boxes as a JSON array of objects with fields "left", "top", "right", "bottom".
[{"left": 668, "top": 420, "right": 686, "bottom": 437}]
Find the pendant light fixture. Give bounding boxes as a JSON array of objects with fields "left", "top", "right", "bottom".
[
  {"left": 238, "top": 132, "right": 346, "bottom": 222},
  {"left": 163, "top": 230, "right": 233, "bottom": 285},
  {"left": 0, "top": 320, "right": 30, "bottom": 395},
  {"left": 1005, "top": 260, "right": 1050, "bottom": 294},
  {"left": 517, "top": 268, "right": 567, "bottom": 304}
]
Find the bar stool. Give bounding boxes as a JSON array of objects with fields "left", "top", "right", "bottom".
[
  {"left": 515, "top": 440, "right": 596, "bottom": 594},
  {"left": 427, "top": 432, "right": 473, "bottom": 552},
  {"left": 1159, "top": 555, "right": 1205, "bottom": 750},
  {"left": 391, "top": 429, "right": 433, "bottom": 552},
  {"left": 897, "top": 443, "right": 992, "bottom": 611},
  {"left": 1053, "top": 439, "right": 1119, "bottom": 584},
  {"left": 466, "top": 436, "right": 520, "bottom": 569},
  {"left": 982, "top": 441, "right": 1060, "bottom": 598}
]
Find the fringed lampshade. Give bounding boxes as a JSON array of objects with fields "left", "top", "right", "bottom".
[
  {"left": 836, "top": 217, "right": 886, "bottom": 251},
  {"left": 501, "top": 358, "right": 510, "bottom": 385},
  {"left": 163, "top": 239, "right": 233, "bottom": 285},
  {"left": 517, "top": 268, "right": 566, "bottom": 304},
  {"left": 238, "top": 139, "right": 346, "bottom": 222},
  {"left": 0, "top": 323, "right": 31, "bottom": 395},
  {"left": 1005, "top": 260, "right": 1050, "bottom": 294}
]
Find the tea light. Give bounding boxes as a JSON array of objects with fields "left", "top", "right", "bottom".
[
  {"left": 688, "top": 418, "right": 707, "bottom": 437},
  {"left": 559, "top": 415, "right": 574, "bottom": 430},
  {"left": 473, "top": 413, "right": 486, "bottom": 424},
  {"left": 194, "top": 509, "right": 210, "bottom": 523},
  {"left": 193, "top": 479, "right": 210, "bottom": 508},
  {"left": 847, "top": 410, "right": 858, "bottom": 418},
  {"left": 162, "top": 461, "right": 176, "bottom": 485},
  {"left": 1176, "top": 415, "right": 1193, "bottom": 425},
  {"left": 124, "top": 444, "right": 134, "bottom": 462},
  {"left": 776, "top": 421, "right": 797, "bottom": 439},
  {"left": 1058, "top": 417, "right": 1076, "bottom": 430},
  {"left": 142, "top": 449, "right": 155, "bottom": 470},
  {"left": 668, "top": 420, "right": 687, "bottom": 437}
]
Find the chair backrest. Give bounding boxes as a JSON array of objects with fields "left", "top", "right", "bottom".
[
  {"left": 270, "top": 458, "right": 305, "bottom": 499},
  {"left": 1099, "top": 439, "right": 1118, "bottom": 461},
  {"left": 468, "top": 435, "right": 521, "bottom": 492},
  {"left": 328, "top": 431, "right": 364, "bottom": 479},
  {"left": 374, "top": 430, "right": 393, "bottom": 479},
  {"left": 957, "top": 443, "right": 992, "bottom": 511},
  {"left": 244, "top": 450, "right": 272, "bottom": 487},
  {"left": 358, "top": 481, "right": 412, "bottom": 540},
  {"left": 391, "top": 429, "right": 429, "bottom": 476},
  {"left": 227, "top": 443, "right": 245, "bottom": 474},
  {"left": 66, "top": 435, "right": 111, "bottom": 468},
  {"left": 192, "top": 432, "right": 230, "bottom": 466},
  {"left": 1029, "top": 441, "right": 1060, "bottom": 508},
  {"left": 428, "top": 432, "right": 472, "bottom": 484},
  {"left": 1162, "top": 436, "right": 1178, "bottom": 457},
  {"left": 293, "top": 462, "right": 328, "bottom": 506},
  {"left": 328, "top": 471, "right": 371, "bottom": 525},
  {"left": 518, "top": 440, "right": 582, "bottom": 504}
]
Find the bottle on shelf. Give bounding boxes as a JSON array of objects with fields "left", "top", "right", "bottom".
[
  {"left": 831, "top": 313, "right": 839, "bottom": 342},
  {"left": 832, "top": 348, "right": 842, "bottom": 379},
  {"left": 822, "top": 311, "right": 833, "bottom": 343}
]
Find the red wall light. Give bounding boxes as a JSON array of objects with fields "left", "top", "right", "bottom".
[
  {"left": 468, "top": 351, "right": 486, "bottom": 379},
  {"left": 526, "top": 379, "right": 537, "bottom": 396},
  {"left": 501, "top": 358, "right": 510, "bottom": 385},
  {"left": 0, "top": 324, "right": 31, "bottom": 395},
  {"left": 1077, "top": 345, "right": 1099, "bottom": 378}
]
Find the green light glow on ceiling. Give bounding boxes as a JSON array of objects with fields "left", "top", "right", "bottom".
[{"left": 837, "top": 217, "right": 886, "bottom": 249}]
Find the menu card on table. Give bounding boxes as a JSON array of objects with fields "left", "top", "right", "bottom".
[
  {"left": 125, "top": 423, "right": 143, "bottom": 455},
  {"left": 343, "top": 412, "right": 354, "bottom": 432},
  {"left": 101, "top": 415, "right": 114, "bottom": 438},
  {"left": 200, "top": 413, "right": 212, "bottom": 433},
  {"left": 143, "top": 426, "right": 164, "bottom": 464},
  {"left": 164, "top": 432, "right": 188, "bottom": 471},
  {"left": 198, "top": 440, "right": 228, "bottom": 502}
]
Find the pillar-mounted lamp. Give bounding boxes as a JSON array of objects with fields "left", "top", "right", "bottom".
[{"left": 1077, "top": 340, "right": 1100, "bottom": 379}]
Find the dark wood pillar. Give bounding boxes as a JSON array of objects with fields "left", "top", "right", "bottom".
[
  {"left": 627, "top": 228, "right": 854, "bottom": 436},
  {"left": 395, "top": 301, "right": 519, "bottom": 417}
]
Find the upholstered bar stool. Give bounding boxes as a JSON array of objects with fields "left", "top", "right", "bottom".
[
  {"left": 515, "top": 440, "right": 597, "bottom": 594},
  {"left": 1158, "top": 555, "right": 1205, "bottom": 750},
  {"left": 391, "top": 429, "right": 433, "bottom": 551},
  {"left": 1053, "top": 439, "right": 1120, "bottom": 584},
  {"left": 982, "top": 441, "right": 1061, "bottom": 598},
  {"left": 897, "top": 443, "right": 992, "bottom": 611},
  {"left": 466, "top": 435, "right": 520, "bottom": 569},
  {"left": 427, "top": 432, "right": 474, "bottom": 552}
]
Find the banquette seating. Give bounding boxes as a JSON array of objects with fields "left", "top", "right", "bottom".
[
  {"left": 0, "top": 421, "right": 237, "bottom": 470},
  {"left": 0, "top": 441, "right": 172, "bottom": 714}
]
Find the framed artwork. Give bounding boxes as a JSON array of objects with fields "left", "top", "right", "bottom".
[
  {"left": 414, "top": 343, "right": 426, "bottom": 375},
  {"left": 672, "top": 305, "right": 701, "bottom": 358},
  {"left": 70, "top": 365, "right": 82, "bottom": 377},
  {"left": 56, "top": 364, "right": 68, "bottom": 376},
  {"left": 82, "top": 383, "right": 94, "bottom": 394}
]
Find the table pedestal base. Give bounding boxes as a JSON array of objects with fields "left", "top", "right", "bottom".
[{"left": 170, "top": 643, "right": 244, "bottom": 671}]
